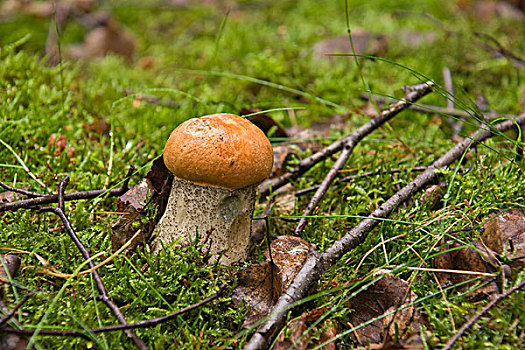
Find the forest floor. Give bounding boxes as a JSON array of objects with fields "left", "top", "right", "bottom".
[{"left": 0, "top": 0, "right": 524, "bottom": 349}]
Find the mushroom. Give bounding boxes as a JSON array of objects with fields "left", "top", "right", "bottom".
[{"left": 152, "top": 113, "right": 273, "bottom": 265}]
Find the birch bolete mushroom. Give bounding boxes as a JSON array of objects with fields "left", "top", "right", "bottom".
[{"left": 152, "top": 113, "right": 273, "bottom": 265}]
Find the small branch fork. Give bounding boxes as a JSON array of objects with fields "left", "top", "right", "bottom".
[
  {"left": 258, "top": 81, "right": 434, "bottom": 198},
  {"left": 244, "top": 114, "right": 525, "bottom": 350},
  {"left": 294, "top": 81, "right": 434, "bottom": 235},
  {"left": 38, "top": 176, "right": 149, "bottom": 350}
]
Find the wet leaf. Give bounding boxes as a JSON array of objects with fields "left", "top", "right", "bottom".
[
  {"left": 231, "top": 260, "right": 282, "bottom": 328},
  {"left": 434, "top": 240, "right": 499, "bottom": 298},
  {"left": 482, "top": 208, "right": 525, "bottom": 270},
  {"left": 346, "top": 272, "right": 429, "bottom": 345}
]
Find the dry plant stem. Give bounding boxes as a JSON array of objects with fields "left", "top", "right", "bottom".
[
  {"left": 244, "top": 114, "right": 525, "bottom": 350},
  {"left": 0, "top": 166, "right": 134, "bottom": 212},
  {"left": 0, "top": 292, "right": 34, "bottom": 327},
  {"left": 0, "top": 283, "right": 227, "bottom": 337},
  {"left": 294, "top": 82, "right": 434, "bottom": 235},
  {"left": 39, "top": 178, "right": 148, "bottom": 350},
  {"left": 443, "top": 278, "right": 525, "bottom": 350},
  {"left": 258, "top": 81, "right": 434, "bottom": 198}
]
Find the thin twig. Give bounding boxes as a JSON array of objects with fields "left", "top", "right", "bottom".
[
  {"left": 0, "top": 182, "right": 46, "bottom": 198},
  {"left": 38, "top": 178, "right": 148, "bottom": 350},
  {"left": 294, "top": 81, "right": 434, "bottom": 235},
  {"left": 443, "top": 278, "right": 525, "bottom": 350},
  {"left": 0, "top": 283, "right": 227, "bottom": 336},
  {"left": 0, "top": 166, "right": 134, "bottom": 212},
  {"left": 0, "top": 292, "right": 34, "bottom": 327},
  {"left": 258, "top": 81, "right": 434, "bottom": 198},
  {"left": 244, "top": 114, "right": 525, "bottom": 350}
]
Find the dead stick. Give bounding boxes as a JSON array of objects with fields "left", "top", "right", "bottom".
[
  {"left": 443, "top": 278, "right": 525, "bottom": 350},
  {"left": 39, "top": 178, "right": 148, "bottom": 350},
  {"left": 294, "top": 81, "right": 434, "bottom": 235},
  {"left": 258, "top": 81, "right": 434, "bottom": 198},
  {"left": 0, "top": 166, "right": 134, "bottom": 212},
  {"left": 0, "top": 182, "right": 46, "bottom": 198},
  {"left": 0, "top": 283, "right": 227, "bottom": 336},
  {"left": 0, "top": 292, "right": 34, "bottom": 327},
  {"left": 244, "top": 114, "right": 525, "bottom": 350}
]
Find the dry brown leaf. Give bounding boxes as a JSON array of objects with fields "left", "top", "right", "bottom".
[
  {"left": 346, "top": 272, "right": 429, "bottom": 345},
  {"left": 419, "top": 184, "right": 444, "bottom": 210},
  {"left": 67, "top": 17, "right": 135, "bottom": 61},
  {"left": 231, "top": 260, "right": 282, "bottom": 328},
  {"left": 82, "top": 117, "right": 111, "bottom": 138},
  {"left": 274, "top": 308, "right": 338, "bottom": 350},
  {"left": 265, "top": 235, "right": 312, "bottom": 290},
  {"left": 47, "top": 133, "right": 67, "bottom": 156},
  {"left": 271, "top": 145, "right": 299, "bottom": 178},
  {"left": 482, "top": 208, "right": 525, "bottom": 270},
  {"left": 111, "top": 157, "right": 172, "bottom": 251},
  {"left": 434, "top": 240, "right": 499, "bottom": 298}
]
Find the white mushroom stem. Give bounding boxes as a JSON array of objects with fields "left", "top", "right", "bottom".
[{"left": 152, "top": 178, "right": 256, "bottom": 265}]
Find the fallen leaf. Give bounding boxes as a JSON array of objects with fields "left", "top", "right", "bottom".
[
  {"left": 271, "top": 145, "right": 299, "bottom": 178},
  {"left": 111, "top": 157, "right": 172, "bottom": 251},
  {"left": 470, "top": 1, "right": 524, "bottom": 21},
  {"left": 47, "top": 133, "right": 67, "bottom": 156},
  {"left": 67, "top": 17, "right": 135, "bottom": 62},
  {"left": 434, "top": 240, "right": 499, "bottom": 298},
  {"left": 82, "top": 117, "right": 111, "bottom": 138},
  {"left": 231, "top": 260, "right": 282, "bottom": 328},
  {"left": 265, "top": 235, "right": 311, "bottom": 290},
  {"left": 274, "top": 308, "right": 337, "bottom": 350},
  {"left": 0, "top": 254, "right": 21, "bottom": 283},
  {"left": 419, "top": 183, "right": 444, "bottom": 210},
  {"left": 346, "top": 272, "right": 429, "bottom": 345},
  {"left": 482, "top": 208, "right": 525, "bottom": 270}
]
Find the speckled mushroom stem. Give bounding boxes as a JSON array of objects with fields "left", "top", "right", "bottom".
[{"left": 152, "top": 178, "right": 256, "bottom": 265}]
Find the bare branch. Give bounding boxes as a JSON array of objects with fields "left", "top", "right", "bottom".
[{"left": 244, "top": 114, "right": 525, "bottom": 350}]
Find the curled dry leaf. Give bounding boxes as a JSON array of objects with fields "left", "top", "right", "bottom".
[
  {"left": 111, "top": 157, "right": 172, "bottom": 252},
  {"left": 482, "top": 208, "right": 525, "bottom": 271},
  {"left": 346, "top": 272, "right": 429, "bottom": 345},
  {"left": 231, "top": 260, "right": 282, "bottom": 328},
  {"left": 434, "top": 240, "right": 499, "bottom": 298}
]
